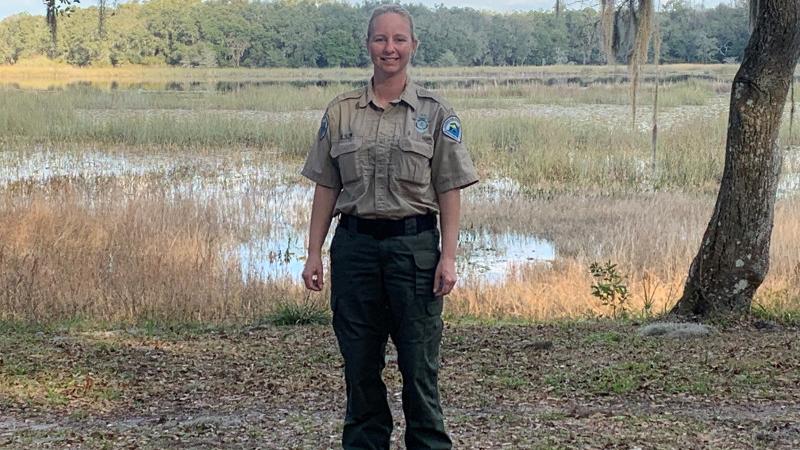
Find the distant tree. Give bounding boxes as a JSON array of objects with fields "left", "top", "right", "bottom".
[
  {"left": 44, "top": 0, "right": 78, "bottom": 57},
  {"left": 0, "top": 0, "right": 750, "bottom": 67},
  {"left": 0, "top": 15, "right": 48, "bottom": 63},
  {"left": 434, "top": 50, "right": 458, "bottom": 67},
  {"left": 97, "top": 0, "right": 109, "bottom": 39},
  {"left": 671, "top": 0, "right": 800, "bottom": 318},
  {"left": 567, "top": 8, "right": 601, "bottom": 65}
]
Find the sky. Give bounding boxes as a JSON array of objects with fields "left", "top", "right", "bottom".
[{"left": 0, "top": 0, "right": 735, "bottom": 20}]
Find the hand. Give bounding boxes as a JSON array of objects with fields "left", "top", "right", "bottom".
[
  {"left": 302, "top": 254, "right": 324, "bottom": 291},
  {"left": 433, "top": 257, "right": 457, "bottom": 296}
]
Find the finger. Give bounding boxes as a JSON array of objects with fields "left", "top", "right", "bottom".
[
  {"left": 313, "top": 270, "right": 324, "bottom": 291},
  {"left": 433, "top": 269, "right": 443, "bottom": 294},
  {"left": 442, "top": 277, "right": 457, "bottom": 295}
]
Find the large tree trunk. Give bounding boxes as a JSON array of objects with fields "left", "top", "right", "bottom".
[{"left": 671, "top": 1, "right": 800, "bottom": 318}]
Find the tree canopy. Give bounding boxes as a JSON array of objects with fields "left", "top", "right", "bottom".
[{"left": 0, "top": 0, "right": 748, "bottom": 67}]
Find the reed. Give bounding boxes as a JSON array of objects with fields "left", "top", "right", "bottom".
[
  {"left": 0, "top": 64, "right": 797, "bottom": 325},
  {"left": 446, "top": 79, "right": 717, "bottom": 109}
]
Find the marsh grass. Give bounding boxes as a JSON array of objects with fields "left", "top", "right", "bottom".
[
  {"left": 5, "top": 180, "right": 794, "bottom": 324},
  {"left": 453, "top": 194, "right": 800, "bottom": 320},
  {"left": 465, "top": 111, "right": 727, "bottom": 191},
  {"left": 3, "top": 84, "right": 731, "bottom": 190},
  {"left": 0, "top": 64, "right": 798, "bottom": 324},
  {"left": 445, "top": 79, "right": 718, "bottom": 109},
  {"left": 22, "top": 83, "right": 353, "bottom": 112},
  {"left": 0, "top": 60, "right": 742, "bottom": 89},
  {"left": 0, "top": 88, "right": 316, "bottom": 156},
  {"left": 0, "top": 177, "right": 312, "bottom": 324}
]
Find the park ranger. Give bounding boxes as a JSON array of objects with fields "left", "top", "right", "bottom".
[{"left": 301, "top": 4, "right": 478, "bottom": 449}]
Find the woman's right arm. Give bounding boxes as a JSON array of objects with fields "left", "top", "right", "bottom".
[{"left": 302, "top": 184, "right": 340, "bottom": 291}]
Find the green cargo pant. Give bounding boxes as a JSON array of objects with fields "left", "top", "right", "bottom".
[{"left": 330, "top": 224, "right": 452, "bottom": 450}]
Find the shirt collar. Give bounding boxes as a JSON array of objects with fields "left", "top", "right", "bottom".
[{"left": 357, "top": 77, "right": 419, "bottom": 111}]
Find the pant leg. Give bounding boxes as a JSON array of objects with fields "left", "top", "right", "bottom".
[
  {"left": 381, "top": 230, "right": 452, "bottom": 450},
  {"left": 331, "top": 227, "right": 393, "bottom": 450}
]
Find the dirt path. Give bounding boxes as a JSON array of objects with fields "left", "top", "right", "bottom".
[{"left": 1, "top": 321, "right": 798, "bottom": 449}]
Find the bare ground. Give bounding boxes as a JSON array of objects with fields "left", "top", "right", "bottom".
[{"left": 1, "top": 321, "right": 798, "bottom": 449}]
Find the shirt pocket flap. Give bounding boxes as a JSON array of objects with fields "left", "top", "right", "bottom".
[
  {"left": 330, "top": 138, "right": 361, "bottom": 158},
  {"left": 413, "top": 249, "right": 439, "bottom": 270},
  {"left": 400, "top": 138, "right": 434, "bottom": 159}
]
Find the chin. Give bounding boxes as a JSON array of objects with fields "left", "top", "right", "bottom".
[{"left": 374, "top": 64, "right": 408, "bottom": 78}]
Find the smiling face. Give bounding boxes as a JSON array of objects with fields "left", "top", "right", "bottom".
[{"left": 367, "top": 12, "right": 417, "bottom": 79}]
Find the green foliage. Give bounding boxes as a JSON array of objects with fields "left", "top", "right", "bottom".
[
  {"left": 589, "top": 261, "right": 630, "bottom": 319},
  {"left": 0, "top": 2, "right": 749, "bottom": 68},
  {"left": 434, "top": 50, "right": 459, "bottom": 67},
  {"left": 262, "top": 296, "right": 330, "bottom": 326}
]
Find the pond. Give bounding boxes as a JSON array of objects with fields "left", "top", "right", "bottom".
[{"left": 0, "top": 148, "right": 556, "bottom": 285}]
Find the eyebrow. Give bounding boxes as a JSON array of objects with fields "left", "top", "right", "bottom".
[{"left": 371, "top": 33, "right": 410, "bottom": 39}]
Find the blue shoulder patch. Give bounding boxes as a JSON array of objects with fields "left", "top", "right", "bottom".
[
  {"left": 318, "top": 114, "right": 329, "bottom": 141},
  {"left": 442, "top": 115, "right": 462, "bottom": 143}
]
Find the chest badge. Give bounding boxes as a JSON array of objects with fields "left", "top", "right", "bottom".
[
  {"left": 415, "top": 116, "right": 429, "bottom": 133},
  {"left": 442, "top": 115, "right": 462, "bottom": 143}
]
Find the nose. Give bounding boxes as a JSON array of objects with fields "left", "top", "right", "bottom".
[{"left": 383, "top": 39, "right": 397, "bottom": 55}]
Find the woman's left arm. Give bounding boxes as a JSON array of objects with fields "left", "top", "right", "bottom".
[{"left": 434, "top": 188, "right": 460, "bottom": 296}]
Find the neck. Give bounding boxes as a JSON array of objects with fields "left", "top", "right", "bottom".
[{"left": 372, "top": 72, "right": 407, "bottom": 107}]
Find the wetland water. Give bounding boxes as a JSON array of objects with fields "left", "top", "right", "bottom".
[
  {"left": 3, "top": 77, "right": 799, "bottom": 289},
  {"left": 0, "top": 148, "right": 556, "bottom": 284}
]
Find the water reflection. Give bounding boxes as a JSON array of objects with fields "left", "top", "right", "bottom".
[
  {"left": 459, "top": 230, "right": 555, "bottom": 283},
  {"left": 233, "top": 225, "right": 554, "bottom": 285},
  {"left": 0, "top": 72, "right": 730, "bottom": 93}
]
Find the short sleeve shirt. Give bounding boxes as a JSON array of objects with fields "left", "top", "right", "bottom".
[{"left": 301, "top": 79, "right": 479, "bottom": 220}]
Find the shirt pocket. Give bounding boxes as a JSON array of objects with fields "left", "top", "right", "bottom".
[
  {"left": 394, "top": 137, "right": 434, "bottom": 186},
  {"left": 330, "top": 138, "right": 363, "bottom": 185}
]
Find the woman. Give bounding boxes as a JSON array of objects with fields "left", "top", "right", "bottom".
[{"left": 301, "top": 5, "right": 478, "bottom": 449}]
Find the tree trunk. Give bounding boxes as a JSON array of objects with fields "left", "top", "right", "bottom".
[
  {"left": 46, "top": 0, "right": 58, "bottom": 57},
  {"left": 671, "top": 1, "right": 800, "bottom": 318}
]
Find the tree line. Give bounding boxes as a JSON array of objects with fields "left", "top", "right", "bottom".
[{"left": 0, "top": 0, "right": 748, "bottom": 68}]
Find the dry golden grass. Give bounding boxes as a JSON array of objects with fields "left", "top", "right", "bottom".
[
  {"left": 449, "top": 261, "right": 686, "bottom": 320},
  {"left": 452, "top": 194, "right": 800, "bottom": 320},
  {"left": 0, "top": 188, "right": 309, "bottom": 324},
  {"left": 1, "top": 183, "right": 798, "bottom": 324},
  {"left": 0, "top": 59, "right": 741, "bottom": 89}
]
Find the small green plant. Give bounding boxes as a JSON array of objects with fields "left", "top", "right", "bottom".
[
  {"left": 589, "top": 261, "right": 629, "bottom": 319},
  {"left": 264, "top": 294, "right": 330, "bottom": 326},
  {"left": 640, "top": 271, "right": 658, "bottom": 318}
]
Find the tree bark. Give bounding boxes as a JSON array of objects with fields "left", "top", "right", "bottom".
[
  {"left": 671, "top": 0, "right": 800, "bottom": 318},
  {"left": 46, "top": 0, "right": 58, "bottom": 57}
]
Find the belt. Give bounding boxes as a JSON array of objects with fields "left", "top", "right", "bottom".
[{"left": 339, "top": 214, "right": 437, "bottom": 240}]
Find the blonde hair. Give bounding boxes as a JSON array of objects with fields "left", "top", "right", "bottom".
[{"left": 366, "top": 4, "right": 417, "bottom": 43}]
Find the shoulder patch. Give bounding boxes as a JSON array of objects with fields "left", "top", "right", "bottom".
[
  {"left": 442, "top": 115, "right": 462, "bottom": 143},
  {"left": 318, "top": 114, "right": 329, "bottom": 141}
]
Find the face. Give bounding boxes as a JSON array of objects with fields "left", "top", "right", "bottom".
[{"left": 368, "top": 13, "right": 417, "bottom": 78}]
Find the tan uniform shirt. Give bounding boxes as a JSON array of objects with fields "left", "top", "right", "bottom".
[{"left": 301, "top": 80, "right": 479, "bottom": 220}]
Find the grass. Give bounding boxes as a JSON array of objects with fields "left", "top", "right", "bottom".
[
  {"left": 0, "top": 58, "right": 744, "bottom": 88},
  {"left": 445, "top": 79, "right": 720, "bottom": 109},
  {"left": 0, "top": 88, "right": 317, "bottom": 156},
  {"left": 0, "top": 153, "right": 797, "bottom": 325},
  {"left": 1, "top": 81, "right": 731, "bottom": 190},
  {"left": 0, "top": 64, "right": 798, "bottom": 325},
  {"left": 259, "top": 295, "right": 330, "bottom": 326}
]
